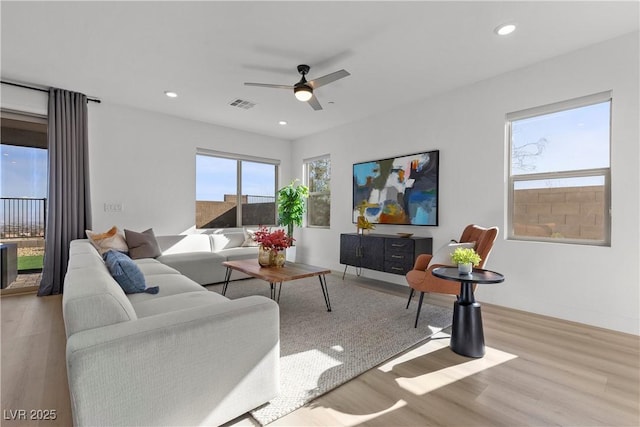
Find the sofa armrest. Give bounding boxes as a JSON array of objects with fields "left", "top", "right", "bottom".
[{"left": 66, "top": 295, "right": 280, "bottom": 427}]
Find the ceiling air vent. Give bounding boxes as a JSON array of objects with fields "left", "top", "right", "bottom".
[{"left": 228, "top": 99, "right": 256, "bottom": 110}]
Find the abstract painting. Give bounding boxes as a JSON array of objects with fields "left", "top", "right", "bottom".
[{"left": 353, "top": 150, "right": 439, "bottom": 226}]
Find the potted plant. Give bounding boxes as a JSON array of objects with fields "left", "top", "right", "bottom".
[
  {"left": 253, "top": 226, "right": 294, "bottom": 267},
  {"left": 450, "top": 247, "right": 482, "bottom": 274},
  {"left": 277, "top": 179, "right": 309, "bottom": 238},
  {"left": 277, "top": 179, "right": 309, "bottom": 262}
]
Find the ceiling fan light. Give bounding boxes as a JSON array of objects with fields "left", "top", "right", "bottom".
[{"left": 294, "top": 85, "right": 313, "bottom": 102}]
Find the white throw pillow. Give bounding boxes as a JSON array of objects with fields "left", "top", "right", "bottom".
[
  {"left": 211, "top": 233, "right": 245, "bottom": 250},
  {"left": 427, "top": 241, "right": 476, "bottom": 269}
]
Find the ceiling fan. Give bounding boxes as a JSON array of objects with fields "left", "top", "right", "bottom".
[{"left": 244, "top": 64, "right": 350, "bottom": 111}]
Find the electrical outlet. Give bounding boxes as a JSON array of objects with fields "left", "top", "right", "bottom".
[{"left": 104, "top": 203, "right": 123, "bottom": 212}]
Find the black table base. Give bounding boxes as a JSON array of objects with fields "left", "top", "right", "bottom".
[
  {"left": 451, "top": 299, "right": 485, "bottom": 358},
  {"left": 431, "top": 267, "right": 505, "bottom": 359}
]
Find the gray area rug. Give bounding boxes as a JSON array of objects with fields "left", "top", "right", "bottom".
[{"left": 209, "top": 273, "right": 451, "bottom": 426}]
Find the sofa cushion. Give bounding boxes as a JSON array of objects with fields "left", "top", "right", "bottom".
[
  {"left": 125, "top": 228, "right": 162, "bottom": 259},
  {"left": 127, "top": 274, "right": 206, "bottom": 305},
  {"left": 132, "top": 290, "right": 229, "bottom": 318},
  {"left": 134, "top": 259, "right": 181, "bottom": 276},
  {"left": 103, "top": 250, "right": 159, "bottom": 294},
  {"left": 218, "top": 246, "right": 261, "bottom": 261},
  {"left": 156, "top": 252, "right": 226, "bottom": 285},
  {"left": 86, "top": 226, "right": 128, "bottom": 255},
  {"left": 156, "top": 234, "right": 212, "bottom": 254}
]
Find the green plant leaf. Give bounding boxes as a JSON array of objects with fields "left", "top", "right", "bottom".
[{"left": 277, "top": 179, "right": 309, "bottom": 237}]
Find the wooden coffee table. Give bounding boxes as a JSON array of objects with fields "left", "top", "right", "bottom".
[{"left": 222, "top": 259, "right": 332, "bottom": 311}]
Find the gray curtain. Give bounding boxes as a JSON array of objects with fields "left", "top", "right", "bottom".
[{"left": 38, "top": 88, "right": 92, "bottom": 296}]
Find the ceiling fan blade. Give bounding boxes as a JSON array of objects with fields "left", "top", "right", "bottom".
[
  {"left": 307, "top": 69, "right": 350, "bottom": 89},
  {"left": 307, "top": 94, "right": 322, "bottom": 111},
  {"left": 244, "top": 83, "right": 294, "bottom": 89}
]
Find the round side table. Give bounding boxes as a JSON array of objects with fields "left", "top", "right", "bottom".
[{"left": 432, "top": 267, "right": 505, "bottom": 358}]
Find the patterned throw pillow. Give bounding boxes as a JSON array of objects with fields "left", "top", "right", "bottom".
[
  {"left": 86, "top": 226, "right": 129, "bottom": 255},
  {"left": 103, "top": 250, "right": 159, "bottom": 294},
  {"left": 241, "top": 227, "right": 260, "bottom": 247},
  {"left": 124, "top": 228, "right": 162, "bottom": 259}
]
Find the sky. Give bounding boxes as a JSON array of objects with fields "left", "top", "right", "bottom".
[
  {"left": 0, "top": 144, "right": 47, "bottom": 226},
  {"left": 511, "top": 101, "right": 610, "bottom": 175},
  {"left": 1, "top": 144, "right": 47, "bottom": 198},
  {"left": 195, "top": 155, "right": 275, "bottom": 201}
]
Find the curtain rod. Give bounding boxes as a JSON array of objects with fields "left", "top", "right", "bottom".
[{"left": 1, "top": 80, "right": 101, "bottom": 103}]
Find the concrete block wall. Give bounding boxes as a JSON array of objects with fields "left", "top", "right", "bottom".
[{"left": 513, "top": 186, "right": 605, "bottom": 240}]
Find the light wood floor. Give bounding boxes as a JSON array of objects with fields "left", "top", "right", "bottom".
[{"left": 2, "top": 283, "right": 638, "bottom": 427}]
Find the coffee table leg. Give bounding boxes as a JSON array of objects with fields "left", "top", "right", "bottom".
[
  {"left": 222, "top": 267, "right": 232, "bottom": 296},
  {"left": 318, "top": 275, "right": 332, "bottom": 312},
  {"left": 270, "top": 283, "right": 275, "bottom": 300}
]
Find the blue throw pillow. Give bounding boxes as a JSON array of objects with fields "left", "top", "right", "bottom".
[{"left": 103, "top": 250, "right": 159, "bottom": 294}]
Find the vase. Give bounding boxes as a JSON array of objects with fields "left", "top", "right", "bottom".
[
  {"left": 458, "top": 263, "right": 473, "bottom": 275},
  {"left": 258, "top": 246, "right": 286, "bottom": 267}
]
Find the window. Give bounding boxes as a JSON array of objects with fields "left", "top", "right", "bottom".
[
  {"left": 195, "top": 150, "right": 279, "bottom": 228},
  {"left": 507, "top": 92, "right": 611, "bottom": 245},
  {"left": 304, "top": 155, "right": 331, "bottom": 227}
]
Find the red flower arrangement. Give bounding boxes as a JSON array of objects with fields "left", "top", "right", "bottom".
[{"left": 253, "top": 226, "right": 294, "bottom": 251}]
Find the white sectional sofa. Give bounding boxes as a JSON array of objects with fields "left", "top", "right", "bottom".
[
  {"left": 155, "top": 228, "right": 258, "bottom": 285},
  {"left": 62, "top": 239, "right": 279, "bottom": 427}
]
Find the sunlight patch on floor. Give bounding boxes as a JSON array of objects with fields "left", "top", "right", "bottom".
[
  {"left": 321, "top": 400, "right": 407, "bottom": 426},
  {"left": 376, "top": 331, "right": 452, "bottom": 373},
  {"left": 395, "top": 347, "right": 517, "bottom": 396}
]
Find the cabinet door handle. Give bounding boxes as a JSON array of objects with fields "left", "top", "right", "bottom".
[
  {"left": 391, "top": 254, "right": 404, "bottom": 259},
  {"left": 391, "top": 243, "right": 406, "bottom": 247},
  {"left": 391, "top": 266, "right": 404, "bottom": 271}
]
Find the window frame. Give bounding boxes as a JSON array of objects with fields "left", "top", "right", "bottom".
[
  {"left": 304, "top": 154, "right": 331, "bottom": 229},
  {"left": 195, "top": 148, "right": 280, "bottom": 228},
  {"left": 506, "top": 91, "right": 612, "bottom": 246}
]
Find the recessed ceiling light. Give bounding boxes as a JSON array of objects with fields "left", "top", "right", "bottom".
[
  {"left": 278, "top": 121, "right": 288, "bottom": 126},
  {"left": 164, "top": 91, "right": 178, "bottom": 98},
  {"left": 495, "top": 23, "right": 516, "bottom": 36}
]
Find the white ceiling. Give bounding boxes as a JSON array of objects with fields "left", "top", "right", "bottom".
[{"left": 1, "top": 1, "right": 638, "bottom": 140}]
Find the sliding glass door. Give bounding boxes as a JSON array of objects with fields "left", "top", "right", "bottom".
[{"left": 0, "top": 111, "right": 47, "bottom": 292}]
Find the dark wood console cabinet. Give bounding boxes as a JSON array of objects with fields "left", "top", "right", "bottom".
[{"left": 339, "top": 233, "right": 432, "bottom": 276}]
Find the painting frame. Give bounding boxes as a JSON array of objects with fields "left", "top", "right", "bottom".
[{"left": 352, "top": 150, "right": 439, "bottom": 226}]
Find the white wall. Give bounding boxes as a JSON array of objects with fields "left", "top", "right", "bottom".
[
  {"left": 1, "top": 84, "right": 48, "bottom": 116},
  {"left": 88, "top": 103, "right": 292, "bottom": 234},
  {"left": 292, "top": 33, "right": 640, "bottom": 335}
]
